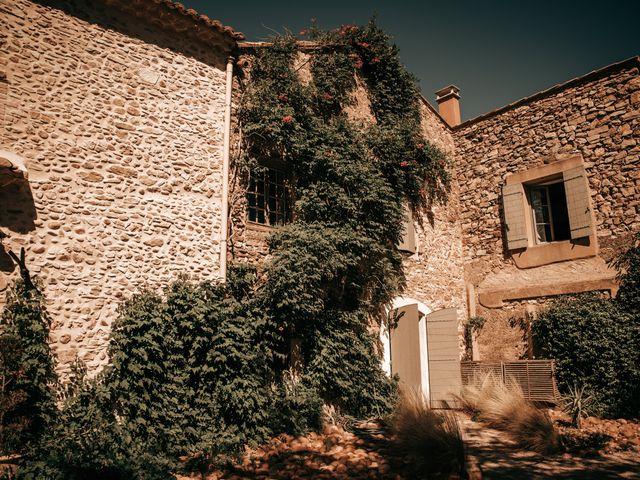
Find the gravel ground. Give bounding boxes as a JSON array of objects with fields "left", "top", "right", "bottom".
[{"left": 177, "top": 412, "right": 640, "bottom": 479}]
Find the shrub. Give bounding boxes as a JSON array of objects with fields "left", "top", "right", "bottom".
[
  {"left": 532, "top": 293, "right": 640, "bottom": 418},
  {"left": 18, "top": 266, "right": 278, "bottom": 478},
  {"left": 391, "top": 389, "right": 466, "bottom": 479},
  {"left": 615, "top": 232, "right": 640, "bottom": 316},
  {"left": 268, "top": 370, "right": 324, "bottom": 437},
  {"left": 16, "top": 374, "right": 173, "bottom": 480},
  {"left": 0, "top": 256, "right": 57, "bottom": 454},
  {"left": 304, "top": 309, "right": 397, "bottom": 419},
  {"left": 457, "top": 373, "right": 559, "bottom": 453},
  {"left": 106, "top": 266, "right": 275, "bottom": 461}
]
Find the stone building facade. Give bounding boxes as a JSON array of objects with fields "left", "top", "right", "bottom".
[
  {"left": 0, "top": 0, "right": 638, "bottom": 374},
  {"left": 452, "top": 57, "right": 640, "bottom": 360},
  {"left": 0, "top": 0, "right": 240, "bottom": 371}
]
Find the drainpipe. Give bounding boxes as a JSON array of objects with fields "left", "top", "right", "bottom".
[{"left": 219, "top": 56, "right": 234, "bottom": 281}]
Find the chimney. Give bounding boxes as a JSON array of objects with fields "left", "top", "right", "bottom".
[{"left": 435, "top": 85, "right": 461, "bottom": 127}]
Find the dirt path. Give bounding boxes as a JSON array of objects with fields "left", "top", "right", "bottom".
[
  {"left": 191, "top": 422, "right": 410, "bottom": 480},
  {"left": 179, "top": 415, "right": 640, "bottom": 479},
  {"left": 460, "top": 414, "right": 640, "bottom": 479}
]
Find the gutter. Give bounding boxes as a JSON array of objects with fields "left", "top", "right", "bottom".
[{"left": 219, "top": 56, "right": 234, "bottom": 281}]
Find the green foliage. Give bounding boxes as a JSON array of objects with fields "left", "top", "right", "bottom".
[
  {"left": 17, "top": 374, "right": 173, "bottom": 480},
  {"left": 463, "top": 316, "right": 486, "bottom": 361},
  {"left": 106, "top": 266, "right": 274, "bottom": 460},
  {"left": 18, "top": 266, "right": 279, "bottom": 478},
  {"left": 305, "top": 310, "right": 397, "bottom": 418},
  {"left": 0, "top": 278, "right": 56, "bottom": 454},
  {"left": 532, "top": 293, "right": 640, "bottom": 418},
  {"left": 238, "top": 21, "right": 448, "bottom": 419},
  {"left": 615, "top": 232, "right": 640, "bottom": 315},
  {"left": 269, "top": 370, "right": 323, "bottom": 437}
]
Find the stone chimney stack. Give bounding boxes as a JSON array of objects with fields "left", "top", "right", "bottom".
[{"left": 435, "top": 85, "right": 461, "bottom": 127}]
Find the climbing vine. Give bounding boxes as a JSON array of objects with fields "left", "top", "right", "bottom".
[{"left": 238, "top": 20, "right": 450, "bottom": 417}]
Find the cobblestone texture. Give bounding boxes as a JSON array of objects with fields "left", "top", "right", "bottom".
[{"left": 0, "top": 0, "right": 230, "bottom": 373}]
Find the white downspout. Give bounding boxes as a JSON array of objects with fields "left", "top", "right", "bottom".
[{"left": 219, "top": 56, "right": 234, "bottom": 281}]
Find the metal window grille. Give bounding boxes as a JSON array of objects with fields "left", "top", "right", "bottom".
[{"left": 247, "top": 168, "right": 290, "bottom": 226}]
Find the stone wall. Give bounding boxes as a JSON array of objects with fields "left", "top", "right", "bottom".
[
  {"left": 0, "top": 0, "right": 230, "bottom": 373},
  {"left": 402, "top": 101, "right": 468, "bottom": 324},
  {"left": 453, "top": 59, "right": 640, "bottom": 359}
]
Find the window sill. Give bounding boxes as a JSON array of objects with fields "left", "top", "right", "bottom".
[{"left": 510, "top": 234, "right": 598, "bottom": 269}]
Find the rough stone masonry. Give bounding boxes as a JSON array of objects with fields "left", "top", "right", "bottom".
[
  {"left": 0, "top": 0, "right": 638, "bottom": 374},
  {"left": 0, "top": 0, "right": 235, "bottom": 372}
]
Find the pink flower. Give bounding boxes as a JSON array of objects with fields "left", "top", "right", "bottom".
[
  {"left": 371, "top": 57, "right": 381, "bottom": 64},
  {"left": 322, "top": 92, "right": 333, "bottom": 101},
  {"left": 338, "top": 24, "right": 359, "bottom": 35},
  {"left": 357, "top": 41, "right": 370, "bottom": 48},
  {"left": 416, "top": 143, "right": 424, "bottom": 149},
  {"left": 277, "top": 94, "right": 288, "bottom": 102},
  {"left": 400, "top": 161, "right": 409, "bottom": 168},
  {"left": 282, "top": 115, "right": 293, "bottom": 124},
  {"left": 353, "top": 57, "right": 364, "bottom": 69}
]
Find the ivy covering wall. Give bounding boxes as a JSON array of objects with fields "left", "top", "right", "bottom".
[
  {"left": 4, "top": 21, "right": 452, "bottom": 478},
  {"left": 237, "top": 21, "right": 449, "bottom": 417}
]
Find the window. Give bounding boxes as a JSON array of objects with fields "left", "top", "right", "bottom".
[
  {"left": 247, "top": 167, "right": 290, "bottom": 226},
  {"left": 527, "top": 181, "right": 570, "bottom": 244},
  {"left": 501, "top": 156, "right": 597, "bottom": 267}
]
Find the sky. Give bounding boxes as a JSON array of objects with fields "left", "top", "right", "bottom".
[{"left": 185, "top": 0, "right": 639, "bottom": 121}]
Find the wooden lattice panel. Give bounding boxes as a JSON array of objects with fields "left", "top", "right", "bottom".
[{"left": 461, "top": 360, "right": 560, "bottom": 403}]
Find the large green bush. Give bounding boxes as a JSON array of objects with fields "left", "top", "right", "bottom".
[
  {"left": 17, "top": 371, "right": 173, "bottom": 480},
  {"left": 16, "top": 267, "right": 281, "bottom": 478},
  {"left": 615, "top": 232, "right": 640, "bottom": 316},
  {"left": 533, "top": 234, "right": 640, "bottom": 418},
  {"left": 0, "top": 273, "right": 57, "bottom": 454},
  {"left": 106, "top": 266, "right": 274, "bottom": 461},
  {"left": 532, "top": 293, "right": 640, "bottom": 418}
]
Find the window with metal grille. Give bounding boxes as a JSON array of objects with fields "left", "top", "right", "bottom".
[{"left": 247, "top": 168, "right": 290, "bottom": 226}]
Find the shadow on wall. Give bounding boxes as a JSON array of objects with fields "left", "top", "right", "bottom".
[
  {"left": 37, "top": 0, "right": 230, "bottom": 71},
  {"left": 0, "top": 180, "right": 37, "bottom": 273}
]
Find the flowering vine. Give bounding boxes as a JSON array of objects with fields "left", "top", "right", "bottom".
[{"left": 235, "top": 20, "right": 450, "bottom": 418}]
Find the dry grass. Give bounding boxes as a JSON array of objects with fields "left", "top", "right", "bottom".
[
  {"left": 391, "top": 389, "right": 467, "bottom": 479},
  {"left": 457, "top": 373, "right": 560, "bottom": 453}
]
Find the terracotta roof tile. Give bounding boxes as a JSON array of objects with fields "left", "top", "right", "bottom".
[
  {"left": 157, "top": 0, "right": 244, "bottom": 40},
  {"left": 102, "top": 0, "right": 244, "bottom": 50}
]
